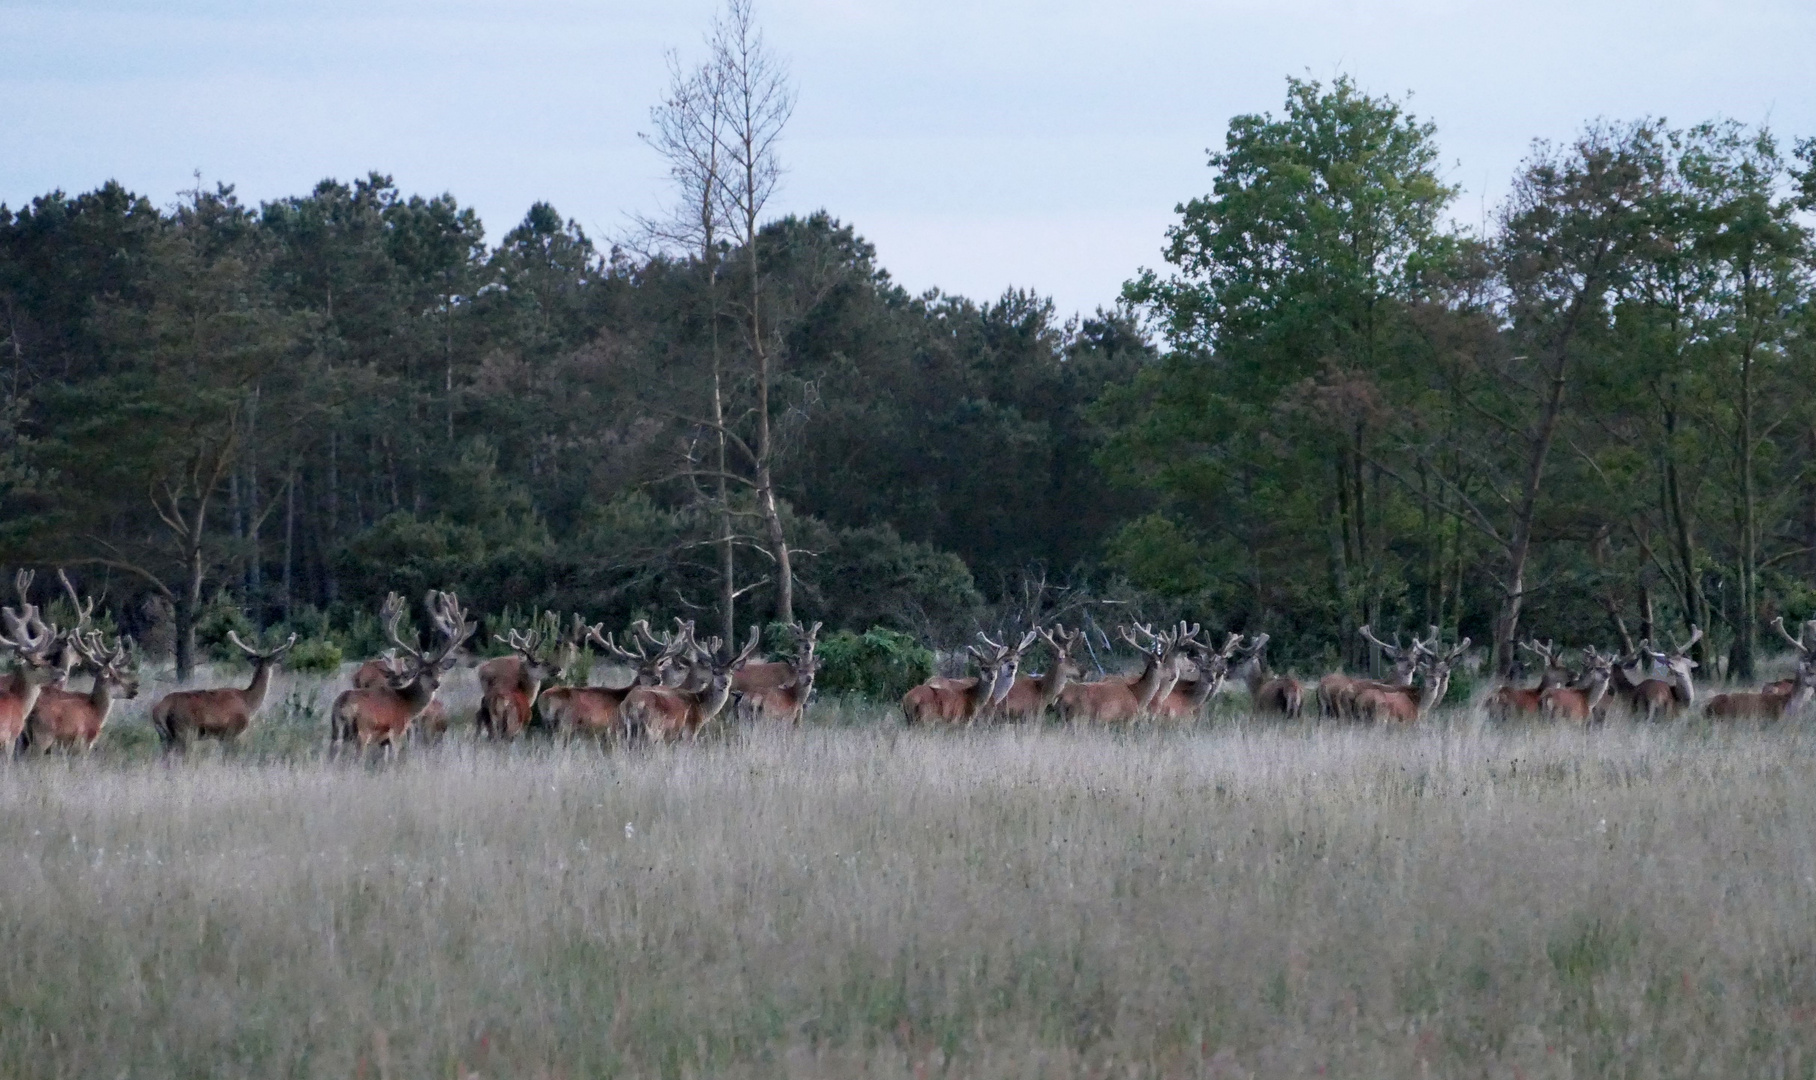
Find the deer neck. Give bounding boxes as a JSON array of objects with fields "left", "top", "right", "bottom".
[
  {"left": 522, "top": 670, "right": 547, "bottom": 708},
  {"left": 6, "top": 667, "right": 50, "bottom": 718},
  {"left": 1187, "top": 670, "right": 1220, "bottom": 708},
  {"left": 1584, "top": 672, "right": 1611, "bottom": 713},
  {"left": 696, "top": 680, "right": 734, "bottom": 724},
  {"left": 1669, "top": 667, "right": 1695, "bottom": 704},
  {"left": 1038, "top": 664, "right": 1071, "bottom": 708},
  {"left": 86, "top": 676, "right": 127, "bottom": 723},
  {"left": 968, "top": 671, "right": 998, "bottom": 710},
  {"left": 244, "top": 659, "right": 276, "bottom": 713},
  {"left": 1239, "top": 658, "right": 1267, "bottom": 696},
  {"left": 1134, "top": 655, "right": 1175, "bottom": 710},
  {"left": 398, "top": 674, "right": 438, "bottom": 714}
]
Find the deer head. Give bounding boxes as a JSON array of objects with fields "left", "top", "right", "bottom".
[
  {"left": 494, "top": 611, "right": 567, "bottom": 685},
  {"left": 1036, "top": 623, "right": 1086, "bottom": 682},
  {"left": 380, "top": 591, "right": 476, "bottom": 694},
  {"left": 1416, "top": 636, "right": 1471, "bottom": 708},
  {"left": 588, "top": 622, "right": 686, "bottom": 687},
  {"left": 1642, "top": 626, "right": 1702, "bottom": 682},
  {"left": 1359, "top": 624, "right": 1424, "bottom": 682},
  {"left": 227, "top": 629, "right": 299, "bottom": 665},
  {"left": 69, "top": 627, "right": 140, "bottom": 700}
]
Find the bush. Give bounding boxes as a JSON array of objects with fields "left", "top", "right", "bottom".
[
  {"left": 285, "top": 638, "right": 344, "bottom": 675},
  {"left": 815, "top": 627, "right": 933, "bottom": 701}
]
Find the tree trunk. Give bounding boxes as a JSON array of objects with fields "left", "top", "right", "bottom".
[
  {"left": 1734, "top": 332, "right": 1760, "bottom": 681},
  {"left": 245, "top": 384, "right": 262, "bottom": 597},
  {"left": 748, "top": 216, "right": 792, "bottom": 624},
  {"left": 282, "top": 462, "right": 296, "bottom": 621},
  {"left": 175, "top": 542, "right": 205, "bottom": 683},
  {"left": 1494, "top": 346, "right": 1572, "bottom": 676},
  {"left": 324, "top": 429, "right": 340, "bottom": 603}
]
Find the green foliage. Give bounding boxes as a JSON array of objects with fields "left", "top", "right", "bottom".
[
  {"left": 1105, "top": 514, "right": 1216, "bottom": 597},
  {"left": 4, "top": 89, "right": 1816, "bottom": 681},
  {"left": 284, "top": 638, "right": 344, "bottom": 674},
  {"left": 809, "top": 524, "right": 984, "bottom": 637},
  {"left": 815, "top": 627, "right": 933, "bottom": 701}
]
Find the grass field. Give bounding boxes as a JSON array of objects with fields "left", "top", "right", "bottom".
[{"left": 3, "top": 668, "right": 1816, "bottom": 1077}]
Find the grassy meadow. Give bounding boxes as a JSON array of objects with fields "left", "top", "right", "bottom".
[{"left": 2, "top": 665, "right": 1816, "bottom": 1077}]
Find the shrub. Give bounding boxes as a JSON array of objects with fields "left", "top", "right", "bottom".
[
  {"left": 285, "top": 638, "right": 344, "bottom": 675},
  {"left": 815, "top": 627, "right": 933, "bottom": 701}
]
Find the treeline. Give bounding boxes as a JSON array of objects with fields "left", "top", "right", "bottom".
[
  {"left": 0, "top": 178, "right": 1145, "bottom": 675},
  {"left": 4, "top": 71, "right": 1816, "bottom": 683}
]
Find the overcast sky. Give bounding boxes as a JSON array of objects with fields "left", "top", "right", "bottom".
[{"left": 6, "top": 0, "right": 1813, "bottom": 317}]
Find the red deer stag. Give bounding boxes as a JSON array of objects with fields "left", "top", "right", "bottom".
[
  {"left": 994, "top": 624, "right": 1086, "bottom": 723},
  {"left": 903, "top": 631, "right": 1038, "bottom": 725},
  {"left": 329, "top": 592, "right": 475, "bottom": 757},
  {"left": 1352, "top": 637, "right": 1470, "bottom": 724},
  {"left": 1331, "top": 626, "right": 1436, "bottom": 720},
  {"left": 746, "top": 622, "right": 822, "bottom": 724},
  {"left": 26, "top": 628, "right": 139, "bottom": 753},
  {"left": 1149, "top": 629, "right": 1242, "bottom": 722},
  {"left": 1318, "top": 626, "right": 1423, "bottom": 719},
  {"left": 539, "top": 623, "right": 686, "bottom": 740},
  {"left": 151, "top": 630, "right": 299, "bottom": 754},
  {"left": 1488, "top": 639, "right": 1575, "bottom": 720},
  {"left": 1624, "top": 627, "right": 1701, "bottom": 721},
  {"left": 1232, "top": 634, "right": 1303, "bottom": 718},
  {"left": 475, "top": 615, "right": 573, "bottom": 741},
  {"left": 1538, "top": 647, "right": 1615, "bottom": 724},
  {"left": 1704, "top": 618, "right": 1816, "bottom": 720},
  {"left": 731, "top": 622, "right": 813, "bottom": 717},
  {"left": 619, "top": 626, "right": 762, "bottom": 742},
  {"left": 1054, "top": 624, "right": 1185, "bottom": 724},
  {"left": 0, "top": 572, "right": 65, "bottom": 755},
  {"left": 350, "top": 656, "right": 453, "bottom": 740}
]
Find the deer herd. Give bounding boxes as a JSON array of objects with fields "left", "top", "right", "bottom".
[{"left": 2, "top": 568, "right": 1816, "bottom": 757}]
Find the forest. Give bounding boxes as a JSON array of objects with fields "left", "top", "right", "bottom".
[{"left": 4, "top": 58, "right": 1816, "bottom": 684}]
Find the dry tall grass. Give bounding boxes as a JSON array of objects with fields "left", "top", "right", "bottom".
[{"left": 3, "top": 678, "right": 1815, "bottom": 1077}]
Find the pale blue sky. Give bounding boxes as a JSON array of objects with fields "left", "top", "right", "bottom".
[{"left": 6, "top": 0, "right": 1813, "bottom": 317}]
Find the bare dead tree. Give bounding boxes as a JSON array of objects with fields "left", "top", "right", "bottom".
[
  {"left": 710, "top": 0, "right": 798, "bottom": 623},
  {"left": 640, "top": 48, "right": 739, "bottom": 644}
]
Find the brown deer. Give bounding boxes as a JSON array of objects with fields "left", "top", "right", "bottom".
[
  {"left": 329, "top": 592, "right": 475, "bottom": 757},
  {"left": 902, "top": 631, "right": 1038, "bottom": 725},
  {"left": 1754, "top": 618, "right": 1816, "bottom": 696},
  {"left": 746, "top": 622, "right": 822, "bottom": 724},
  {"left": 619, "top": 626, "right": 762, "bottom": 742},
  {"left": 1231, "top": 633, "right": 1303, "bottom": 717},
  {"left": 151, "top": 630, "right": 299, "bottom": 753},
  {"left": 1704, "top": 618, "right": 1816, "bottom": 720},
  {"left": 730, "top": 622, "right": 811, "bottom": 707},
  {"left": 350, "top": 654, "right": 454, "bottom": 740},
  {"left": 1149, "top": 629, "right": 1241, "bottom": 722},
  {"left": 1624, "top": 627, "right": 1701, "bottom": 721},
  {"left": 475, "top": 617, "right": 572, "bottom": 741},
  {"left": 0, "top": 571, "right": 67, "bottom": 755},
  {"left": 1331, "top": 626, "right": 1435, "bottom": 720},
  {"left": 1351, "top": 637, "right": 1470, "bottom": 724},
  {"left": 26, "top": 629, "right": 139, "bottom": 753},
  {"left": 1053, "top": 624, "right": 1186, "bottom": 724},
  {"left": 994, "top": 624, "right": 1086, "bottom": 723},
  {"left": 1317, "top": 626, "right": 1422, "bottom": 719},
  {"left": 1538, "top": 647, "right": 1615, "bottom": 724},
  {"left": 1488, "top": 639, "right": 1575, "bottom": 720},
  {"left": 539, "top": 623, "right": 687, "bottom": 739}
]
